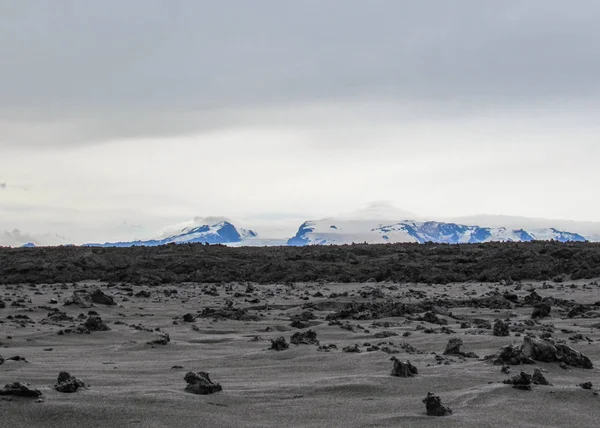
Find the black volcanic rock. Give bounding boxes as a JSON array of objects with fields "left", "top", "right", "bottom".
[
  {"left": 270, "top": 337, "right": 289, "bottom": 351},
  {"left": 493, "top": 320, "right": 510, "bottom": 337},
  {"left": 488, "top": 337, "right": 593, "bottom": 369},
  {"left": 390, "top": 358, "right": 418, "bottom": 377},
  {"left": 423, "top": 392, "right": 452, "bottom": 416},
  {"left": 503, "top": 372, "right": 533, "bottom": 390},
  {"left": 290, "top": 330, "right": 319, "bottom": 345},
  {"left": 83, "top": 316, "right": 110, "bottom": 332},
  {"left": 184, "top": 372, "right": 222, "bottom": 395},
  {"left": 54, "top": 372, "right": 86, "bottom": 393},
  {"left": 443, "top": 338, "right": 478, "bottom": 358},
  {"left": 0, "top": 382, "right": 42, "bottom": 397},
  {"left": 90, "top": 289, "right": 116, "bottom": 305}
]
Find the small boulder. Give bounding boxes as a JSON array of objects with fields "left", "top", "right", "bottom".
[
  {"left": 290, "top": 330, "right": 319, "bottom": 345},
  {"left": 90, "top": 289, "right": 116, "bottom": 306},
  {"left": 443, "top": 338, "right": 478, "bottom": 358},
  {"left": 532, "top": 302, "right": 551, "bottom": 319},
  {"left": 532, "top": 369, "right": 551, "bottom": 386},
  {"left": 54, "top": 372, "right": 86, "bottom": 393},
  {"left": 83, "top": 316, "right": 110, "bottom": 332},
  {"left": 390, "top": 357, "right": 418, "bottom": 377},
  {"left": 493, "top": 320, "right": 510, "bottom": 337},
  {"left": 580, "top": 382, "right": 593, "bottom": 390},
  {"left": 0, "top": 382, "right": 42, "bottom": 397},
  {"left": 422, "top": 392, "right": 452, "bottom": 416},
  {"left": 184, "top": 372, "right": 222, "bottom": 395},
  {"left": 270, "top": 337, "right": 289, "bottom": 351},
  {"left": 182, "top": 313, "right": 195, "bottom": 322},
  {"left": 135, "top": 290, "right": 151, "bottom": 298},
  {"left": 147, "top": 332, "right": 170, "bottom": 345},
  {"left": 503, "top": 371, "right": 533, "bottom": 390}
]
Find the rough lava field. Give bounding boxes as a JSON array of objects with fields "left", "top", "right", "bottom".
[{"left": 1, "top": 243, "right": 600, "bottom": 427}]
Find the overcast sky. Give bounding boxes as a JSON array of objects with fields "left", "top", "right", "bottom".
[{"left": 1, "top": 0, "right": 600, "bottom": 245}]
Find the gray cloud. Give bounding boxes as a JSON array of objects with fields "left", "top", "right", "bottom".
[
  {"left": 0, "top": 228, "right": 67, "bottom": 247},
  {"left": 2, "top": 0, "right": 599, "bottom": 146},
  {"left": 0, "top": 183, "right": 6, "bottom": 190}
]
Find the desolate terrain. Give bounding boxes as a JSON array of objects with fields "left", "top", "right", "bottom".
[{"left": 1, "top": 243, "right": 600, "bottom": 427}]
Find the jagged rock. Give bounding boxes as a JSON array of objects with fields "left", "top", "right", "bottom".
[
  {"left": 390, "top": 357, "right": 418, "bottom": 377},
  {"left": 488, "top": 337, "right": 593, "bottom": 368},
  {"left": 270, "top": 337, "right": 289, "bottom": 351},
  {"left": 443, "top": 338, "right": 479, "bottom": 358},
  {"left": 290, "top": 329, "right": 319, "bottom": 345},
  {"left": 147, "top": 332, "right": 170, "bottom": 345},
  {"left": 503, "top": 372, "right": 533, "bottom": 390},
  {"left": 532, "top": 302, "right": 551, "bottom": 319},
  {"left": 65, "top": 292, "right": 93, "bottom": 308},
  {"left": 54, "top": 372, "right": 86, "bottom": 393},
  {"left": 83, "top": 316, "right": 110, "bottom": 332},
  {"left": 422, "top": 311, "right": 447, "bottom": 325},
  {"left": 493, "top": 320, "right": 510, "bottom": 337},
  {"left": 524, "top": 291, "right": 542, "bottom": 305},
  {"left": 532, "top": 369, "right": 551, "bottom": 385},
  {"left": 374, "top": 331, "right": 398, "bottom": 338},
  {"left": 343, "top": 344, "right": 362, "bottom": 353},
  {"left": 522, "top": 337, "right": 593, "bottom": 368},
  {"left": 184, "top": 372, "right": 222, "bottom": 395},
  {"left": 90, "top": 289, "right": 116, "bottom": 306},
  {"left": 317, "top": 344, "right": 337, "bottom": 352},
  {"left": 198, "top": 306, "right": 259, "bottom": 321},
  {"left": 423, "top": 392, "right": 452, "bottom": 416},
  {"left": 135, "top": 290, "right": 151, "bottom": 298},
  {"left": 290, "top": 319, "right": 310, "bottom": 329},
  {"left": 42, "top": 311, "right": 74, "bottom": 325},
  {"left": 0, "top": 382, "right": 42, "bottom": 397}
]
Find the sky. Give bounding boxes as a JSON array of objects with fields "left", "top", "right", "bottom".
[{"left": 1, "top": 0, "right": 600, "bottom": 245}]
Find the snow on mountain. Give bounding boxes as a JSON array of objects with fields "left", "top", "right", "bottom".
[
  {"left": 287, "top": 219, "right": 587, "bottom": 246},
  {"left": 86, "top": 221, "right": 255, "bottom": 247}
]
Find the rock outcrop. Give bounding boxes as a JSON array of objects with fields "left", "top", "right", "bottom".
[{"left": 184, "top": 372, "right": 222, "bottom": 395}]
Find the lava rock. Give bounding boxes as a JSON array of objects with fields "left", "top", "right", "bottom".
[
  {"left": 0, "top": 382, "right": 42, "bottom": 397},
  {"left": 270, "top": 337, "right": 289, "bottom": 351},
  {"left": 184, "top": 372, "right": 222, "bottom": 395},
  {"left": 443, "top": 338, "right": 479, "bottom": 358},
  {"left": 147, "top": 332, "right": 170, "bottom": 345},
  {"left": 343, "top": 344, "right": 362, "bottom": 353},
  {"left": 493, "top": 320, "right": 510, "bottom": 337},
  {"left": 182, "top": 313, "right": 195, "bottom": 322},
  {"left": 54, "top": 372, "right": 86, "bottom": 393},
  {"left": 390, "top": 357, "right": 418, "bottom": 377},
  {"left": 532, "top": 302, "right": 551, "bottom": 319},
  {"left": 90, "top": 289, "right": 116, "bottom": 306},
  {"left": 423, "top": 392, "right": 452, "bottom": 416},
  {"left": 488, "top": 337, "right": 593, "bottom": 369},
  {"left": 83, "top": 316, "right": 110, "bottom": 332},
  {"left": 65, "top": 292, "right": 93, "bottom": 308},
  {"left": 503, "top": 371, "right": 533, "bottom": 390},
  {"left": 290, "top": 329, "right": 319, "bottom": 345},
  {"left": 532, "top": 369, "right": 551, "bottom": 386}
]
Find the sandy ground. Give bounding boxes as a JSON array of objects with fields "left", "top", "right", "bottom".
[{"left": 1, "top": 280, "right": 599, "bottom": 427}]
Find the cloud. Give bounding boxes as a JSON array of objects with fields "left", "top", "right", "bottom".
[
  {"left": 0, "top": 183, "right": 6, "bottom": 190},
  {"left": 0, "top": 228, "right": 67, "bottom": 247},
  {"left": 1, "top": 0, "right": 599, "bottom": 147}
]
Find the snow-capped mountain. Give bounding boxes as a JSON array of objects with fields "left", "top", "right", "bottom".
[
  {"left": 86, "top": 221, "right": 256, "bottom": 247},
  {"left": 287, "top": 219, "right": 587, "bottom": 246}
]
